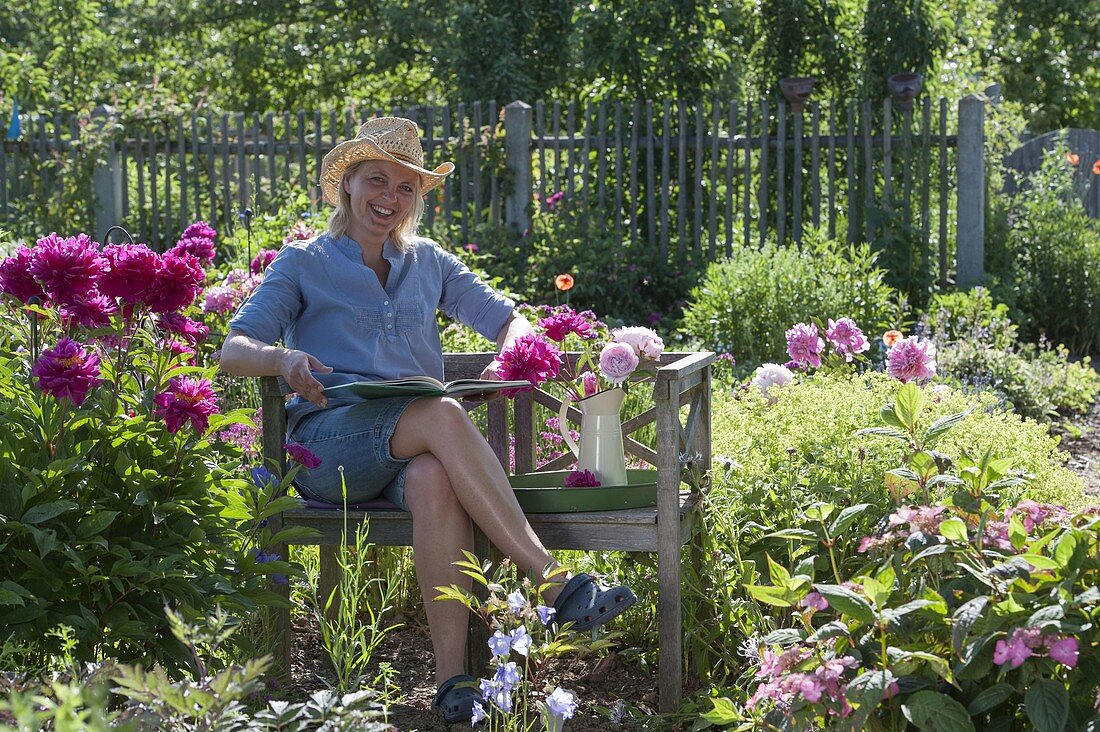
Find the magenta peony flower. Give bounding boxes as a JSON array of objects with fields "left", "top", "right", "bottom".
[
  {"left": 537, "top": 308, "right": 595, "bottom": 342},
  {"left": 785, "top": 323, "right": 825, "bottom": 369},
  {"left": 31, "top": 337, "right": 101, "bottom": 406},
  {"left": 611, "top": 326, "right": 664, "bottom": 360},
  {"left": 145, "top": 251, "right": 205, "bottom": 313},
  {"left": 28, "top": 233, "right": 108, "bottom": 305},
  {"left": 170, "top": 236, "right": 216, "bottom": 266},
  {"left": 285, "top": 442, "right": 322, "bottom": 468},
  {"left": 0, "top": 245, "right": 48, "bottom": 303},
  {"left": 249, "top": 248, "right": 278, "bottom": 275},
  {"left": 886, "top": 336, "right": 937, "bottom": 383},
  {"left": 158, "top": 312, "right": 209, "bottom": 346},
  {"left": 59, "top": 289, "right": 117, "bottom": 328},
  {"left": 153, "top": 376, "right": 220, "bottom": 433},
  {"left": 599, "top": 341, "right": 639, "bottom": 384},
  {"left": 182, "top": 221, "right": 217, "bottom": 241},
  {"left": 564, "top": 469, "right": 600, "bottom": 487},
  {"left": 825, "top": 317, "right": 869, "bottom": 362},
  {"left": 99, "top": 242, "right": 160, "bottom": 304},
  {"left": 495, "top": 333, "right": 563, "bottom": 397}
]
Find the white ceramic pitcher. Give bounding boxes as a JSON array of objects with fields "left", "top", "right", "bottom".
[{"left": 557, "top": 387, "right": 628, "bottom": 487}]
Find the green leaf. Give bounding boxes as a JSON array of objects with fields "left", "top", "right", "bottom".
[
  {"left": 922, "top": 409, "right": 972, "bottom": 445},
  {"left": 939, "top": 517, "right": 969, "bottom": 543},
  {"left": 829, "top": 503, "right": 872, "bottom": 537},
  {"left": 765, "top": 554, "right": 791, "bottom": 585},
  {"left": 20, "top": 500, "right": 79, "bottom": 525},
  {"left": 813, "top": 583, "right": 876, "bottom": 624},
  {"left": 1008, "top": 514, "right": 1027, "bottom": 550},
  {"left": 901, "top": 690, "right": 976, "bottom": 732},
  {"left": 967, "top": 683, "right": 1015, "bottom": 716},
  {"left": 845, "top": 669, "right": 895, "bottom": 724},
  {"left": 1024, "top": 678, "right": 1068, "bottom": 732},
  {"left": 1053, "top": 532, "right": 1077, "bottom": 567},
  {"left": 894, "top": 382, "right": 925, "bottom": 433},
  {"left": 762, "top": 628, "right": 805, "bottom": 646},
  {"left": 0, "top": 581, "right": 33, "bottom": 606},
  {"left": 744, "top": 584, "right": 794, "bottom": 607},
  {"left": 1018, "top": 554, "right": 1059, "bottom": 571},
  {"left": 803, "top": 502, "right": 835, "bottom": 523},
  {"left": 699, "top": 697, "right": 742, "bottom": 725},
  {"left": 764, "top": 528, "right": 820, "bottom": 542},
  {"left": 1026, "top": 605, "right": 1064, "bottom": 630},
  {"left": 952, "top": 596, "right": 988, "bottom": 656},
  {"left": 76, "top": 510, "right": 119, "bottom": 538},
  {"left": 856, "top": 426, "right": 910, "bottom": 441},
  {"left": 880, "top": 402, "right": 905, "bottom": 429}
]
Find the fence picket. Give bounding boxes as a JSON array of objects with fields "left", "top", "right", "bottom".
[
  {"left": 758, "top": 100, "right": 769, "bottom": 246},
  {"left": 939, "top": 97, "right": 949, "bottom": 286}
]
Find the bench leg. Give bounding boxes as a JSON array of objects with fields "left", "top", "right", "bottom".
[
  {"left": 464, "top": 526, "right": 491, "bottom": 676},
  {"left": 657, "top": 539, "right": 682, "bottom": 715},
  {"left": 275, "top": 581, "right": 293, "bottom": 679},
  {"left": 318, "top": 544, "right": 342, "bottom": 627}
]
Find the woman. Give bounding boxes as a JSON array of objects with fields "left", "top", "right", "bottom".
[{"left": 219, "top": 117, "right": 636, "bottom": 722}]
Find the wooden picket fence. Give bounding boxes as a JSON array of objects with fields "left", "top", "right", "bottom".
[{"left": 1, "top": 97, "right": 970, "bottom": 284}]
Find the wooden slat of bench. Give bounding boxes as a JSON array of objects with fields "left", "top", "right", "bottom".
[{"left": 284, "top": 492, "right": 697, "bottom": 551}]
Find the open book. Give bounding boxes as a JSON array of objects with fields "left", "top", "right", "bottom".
[{"left": 322, "top": 376, "right": 531, "bottom": 400}]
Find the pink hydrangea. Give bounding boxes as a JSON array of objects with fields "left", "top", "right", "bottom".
[
  {"left": 785, "top": 323, "right": 825, "bottom": 368},
  {"left": 537, "top": 307, "right": 596, "bottom": 342},
  {"left": 1005, "top": 499, "right": 1069, "bottom": 533},
  {"left": 99, "top": 242, "right": 160, "bottom": 304},
  {"left": 825, "top": 318, "right": 869, "bottom": 362},
  {"left": 283, "top": 220, "right": 317, "bottom": 245},
  {"left": 611, "top": 326, "right": 664, "bottom": 360},
  {"left": 153, "top": 376, "right": 220, "bottom": 434},
  {"left": 285, "top": 442, "right": 322, "bottom": 468},
  {"left": 886, "top": 336, "right": 937, "bottom": 383},
  {"left": 798, "top": 592, "right": 829, "bottom": 612},
  {"left": 495, "top": 333, "right": 563, "bottom": 396},
  {"left": 32, "top": 338, "right": 102, "bottom": 406},
  {"left": 993, "top": 635, "right": 1033, "bottom": 669},
  {"left": 0, "top": 245, "right": 48, "bottom": 303},
  {"left": 28, "top": 233, "right": 108, "bottom": 305},
  {"left": 1048, "top": 636, "right": 1079, "bottom": 667},
  {"left": 158, "top": 312, "right": 210, "bottom": 346},
  {"left": 250, "top": 248, "right": 278, "bottom": 275},
  {"left": 146, "top": 251, "right": 205, "bottom": 314},
  {"left": 599, "top": 341, "right": 639, "bottom": 384}
]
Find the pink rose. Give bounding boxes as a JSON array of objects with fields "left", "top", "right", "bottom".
[{"left": 599, "top": 342, "right": 639, "bottom": 384}]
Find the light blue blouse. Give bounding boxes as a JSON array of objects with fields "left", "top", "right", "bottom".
[{"left": 228, "top": 232, "right": 515, "bottom": 430}]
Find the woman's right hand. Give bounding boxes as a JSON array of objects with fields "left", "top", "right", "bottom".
[{"left": 280, "top": 349, "right": 333, "bottom": 408}]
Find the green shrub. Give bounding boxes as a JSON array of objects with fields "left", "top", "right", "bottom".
[
  {"left": 924, "top": 287, "right": 1100, "bottom": 421},
  {"left": 1000, "top": 147, "right": 1100, "bottom": 353},
  {"left": 677, "top": 231, "right": 906, "bottom": 372}
]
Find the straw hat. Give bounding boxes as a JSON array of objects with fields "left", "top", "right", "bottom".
[{"left": 319, "top": 117, "right": 455, "bottom": 205}]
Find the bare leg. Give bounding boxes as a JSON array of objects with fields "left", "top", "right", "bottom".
[
  {"left": 403, "top": 453, "right": 473, "bottom": 685},
  {"left": 391, "top": 398, "right": 563, "bottom": 604}
]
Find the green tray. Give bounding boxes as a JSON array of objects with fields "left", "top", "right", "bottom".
[{"left": 508, "top": 469, "right": 657, "bottom": 513}]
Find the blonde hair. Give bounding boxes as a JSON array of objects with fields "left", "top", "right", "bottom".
[{"left": 326, "top": 161, "right": 426, "bottom": 251}]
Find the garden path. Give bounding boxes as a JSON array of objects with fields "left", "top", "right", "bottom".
[{"left": 1061, "top": 397, "right": 1100, "bottom": 496}]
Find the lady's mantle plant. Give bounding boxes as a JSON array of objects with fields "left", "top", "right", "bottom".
[{"left": 0, "top": 226, "right": 298, "bottom": 672}]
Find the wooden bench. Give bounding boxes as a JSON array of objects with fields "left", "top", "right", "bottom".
[{"left": 261, "top": 350, "right": 714, "bottom": 714}]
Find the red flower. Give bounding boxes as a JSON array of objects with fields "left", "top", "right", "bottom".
[
  {"left": 1093, "top": 159, "right": 1100, "bottom": 175},
  {"left": 99, "top": 242, "right": 160, "bottom": 304},
  {"left": 146, "top": 252, "right": 205, "bottom": 314},
  {"left": 27, "top": 233, "right": 108, "bottom": 305},
  {"left": 494, "top": 333, "right": 563, "bottom": 397},
  {"left": 554, "top": 273, "right": 574, "bottom": 291},
  {"left": 153, "top": 376, "right": 220, "bottom": 434},
  {"left": 31, "top": 337, "right": 101, "bottom": 406},
  {"left": 0, "top": 245, "right": 48, "bottom": 303},
  {"left": 158, "top": 312, "right": 210, "bottom": 346},
  {"left": 1066, "top": 151, "right": 1080, "bottom": 166},
  {"left": 250, "top": 248, "right": 278, "bottom": 275},
  {"left": 284, "top": 442, "right": 322, "bottom": 468}
]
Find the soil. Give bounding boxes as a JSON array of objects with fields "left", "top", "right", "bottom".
[{"left": 284, "top": 400, "right": 1100, "bottom": 730}]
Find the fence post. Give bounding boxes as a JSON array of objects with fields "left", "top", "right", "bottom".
[
  {"left": 503, "top": 100, "right": 532, "bottom": 235},
  {"left": 956, "top": 95, "right": 985, "bottom": 287},
  {"left": 91, "top": 104, "right": 123, "bottom": 239}
]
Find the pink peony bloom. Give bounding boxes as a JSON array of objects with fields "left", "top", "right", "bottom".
[
  {"left": 28, "top": 233, "right": 108, "bottom": 305},
  {"left": 0, "top": 245, "right": 48, "bottom": 303},
  {"left": 495, "top": 333, "right": 563, "bottom": 397},
  {"left": 1048, "top": 637, "right": 1079, "bottom": 667},
  {"left": 886, "top": 336, "right": 937, "bottom": 383},
  {"left": 284, "top": 442, "right": 322, "bottom": 468},
  {"left": 611, "top": 326, "right": 664, "bottom": 360},
  {"left": 752, "top": 363, "right": 794, "bottom": 398},
  {"left": 537, "top": 308, "right": 596, "bottom": 342},
  {"left": 170, "top": 236, "right": 215, "bottom": 266},
  {"left": 182, "top": 221, "right": 217, "bottom": 241},
  {"left": 249, "top": 248, "right": 278, "bottom": 275},
  {"left": 202, "top": 285, "right": 241, "bottom": 315},
  {"left": 153, "top": 376, "right": 220, "bottom": 434},
  {"left": 580, "top": 370, "right": 598, "bottom": 398},
  {"left": 599, "top": 341, "right": 639, "bottom": 384},
  {"left": 283, "top": 220, "right": 317, "bottom": 245},
  {"left": 158, "top": 312, "right": 210, "bottom": 346},
  {"left": 564, "top": 469, "right": 600, "bottom": 487},
  {"left": 785, "top": 323, "right": 825, "bottom": 368},
  {"left": 32, "top": 338, "right": 101, "bottom": 406},
  {"left": 146, "top": 251, "right": 205, "bottom": 313},
  {"left": 825, "top": 318, "right": 870, "bottom": 362},
  {"left": 99, "top": 242, "right": 160, "bottom": 304},
  {"left": 59, "top": 289, "right": 117, "bottom": 328}
]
